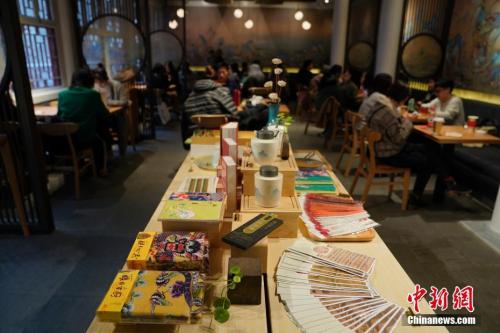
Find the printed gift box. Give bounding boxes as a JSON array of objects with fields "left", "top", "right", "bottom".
[
  {"left": 127, "top": 231, "right": 209, "bottom": 272},
  {"left": 97, "top": 270, "right": 205, "bottom": 324}
]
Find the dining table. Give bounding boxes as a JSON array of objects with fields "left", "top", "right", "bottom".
[
  {"left": 413, "top": 125, "right": 500, "bottom": 145},
  {"left": 413, "top": 124, "right": 500, "bottom": 201},
  {"left": 34, "top": 102, "right": 130, "bottom": 156}
]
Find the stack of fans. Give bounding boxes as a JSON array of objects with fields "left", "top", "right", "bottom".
[
  {"left": 300, "top": 194, "right": 379, "bottom": 240},
  {"left": 275, "top": 239, "right": 405, "bottom": 332}
]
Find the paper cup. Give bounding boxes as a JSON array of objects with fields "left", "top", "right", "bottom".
[
  {"left": 433, "top": 117, "right": 445, "bottom": 135},
  {"left": 467, "top": 116, "right": 478, "bottom": 128}
]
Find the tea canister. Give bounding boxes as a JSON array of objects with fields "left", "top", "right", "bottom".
[{"left": 255, "top": 165, "right": 283, "bottom": 208}]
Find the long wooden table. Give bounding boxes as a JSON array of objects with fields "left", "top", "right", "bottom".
[
  {"left": 87, "top": 146, "right": 447, "bottom": 333},
  {"left": 414, "top": 125, "right": 500, "bottom": 145}
]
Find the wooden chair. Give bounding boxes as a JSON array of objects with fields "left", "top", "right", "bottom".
[
  {"left": 336, "top": 111, "right": 362, "bottom": 176},
  {"left": 350, "top": 127, "right": 411, "bottom": 210},
  {"left": 303, "top": 96, "right": 333, "bottom": 136},
  {"left": 0, "top": 134, "right": 30, "bottom": 236},
  {"left": 191, "top": 114, "right": 229, "bottom": 129},
  {"left": 296, "top": 85, "right": 313, "bottom": 121},
  {"left": 322, "top": 97, "right": 342, "bottom": 149},
  {"left": 38, "top": 123, "right": 97, "bottom": 200}
]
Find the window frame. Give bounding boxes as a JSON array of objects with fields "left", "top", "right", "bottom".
[{"left": 18, "top": 0, "right": 67, "bottom": 90}]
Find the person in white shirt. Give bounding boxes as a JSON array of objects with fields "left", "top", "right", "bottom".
[
  {"left": 93, "top": 64, "right": 130, "bottom": 107},
  {"left": 421, "top": 78, "right": 465, "bottom": 125}
]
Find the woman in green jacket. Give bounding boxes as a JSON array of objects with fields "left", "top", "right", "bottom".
[{"left": 58, "top": 68, "right": 110, "bottom": 175}]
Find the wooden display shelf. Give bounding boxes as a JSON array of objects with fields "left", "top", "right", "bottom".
[
  {"left": 240, "top": 195, "right": 301, "bottom": 238},
  {"left": 241, "top": 148, "right": 298, "bottom": 196}
]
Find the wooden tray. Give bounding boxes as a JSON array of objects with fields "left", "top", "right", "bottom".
[
  {"left": 299, "top": 216, "right": 376, "bottom": 242},
  {"left": 294, "top": 149, "right": 333, "bottom": 170}
]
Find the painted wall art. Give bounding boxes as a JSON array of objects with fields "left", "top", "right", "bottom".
[{"left": 444, "top": 0, "right": 500, "bottom": 94}]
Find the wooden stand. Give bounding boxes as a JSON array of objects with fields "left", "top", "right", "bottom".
[
  {"left": 240, "top": 195, "right": 301, "bottom": 238},
  {"left": 240, "top": 148, "right": 298, "bottom": 197}
]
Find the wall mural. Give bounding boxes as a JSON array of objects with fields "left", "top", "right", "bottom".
[
  {"left": 444, "top": 0, "right": 500, "bottom": 94},
  {"left": 184, "top": 6, "right": 332, "bottom": 67},
  {"left": 150, "top": 31, "right": 183, "bottom": 67}
]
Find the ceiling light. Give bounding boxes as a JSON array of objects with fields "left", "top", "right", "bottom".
[
  {"left": 294, "top": 10, "right": 304, "bottom": 21},
  {"left": 324, "top": 0, "right": 330, "bottom": 3},
  {"left": 302, "top": 21, "right": 311, "bottom": 30},
  {"left": 234, "top": 8, "right": 243, "bottom": 18},
  {"left": 176, "top": 8, "right": 184, "bottom": 18},
  {"left": 169, "top": 19, "right": 178, "bottom": 30},
  {"left": 244, "top": 19, "right": 254, "bottom": 29}
]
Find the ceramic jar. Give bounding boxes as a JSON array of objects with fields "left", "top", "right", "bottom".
[
  {"left": 255, "top": 165, "right": 283, "bottom": 208},
  {"left": 251, "top": 129, "right": 279, "bottom": 164}
]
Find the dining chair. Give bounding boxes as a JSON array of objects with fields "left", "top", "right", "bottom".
[
  {"left": 336, "top": 111, "right": 363, "bottom": 176},
  {"left": 191, "top": 114, "right": 229, "bottom": 129},
  {"left": 296, "top": 85, "right": 314, "bottom": 121},
  {"left": 323, "top": 97, "right": 342, "bottom": 149},
  {"left": 0, "top": 134, "right": 30, "bottom": 236},
  {"left": 350, "top": 127, "right": 411, "bottom": 210},
  {"left": 38, "top": 123, "right": 97, "bottom": 200}
]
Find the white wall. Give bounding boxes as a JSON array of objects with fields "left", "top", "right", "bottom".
[{"left": 374, "top": 0, "right": 405, "bottom": 77}]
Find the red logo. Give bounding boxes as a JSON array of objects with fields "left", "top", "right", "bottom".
[
  {"left": 452, "top": 286, "right": 475, "bottom": 313},
  {"left": 407, "top": 284, "right": 427, "bottom": 313},
  {"left": 408, "top": 285, "right": 475, "bottom": 313}
]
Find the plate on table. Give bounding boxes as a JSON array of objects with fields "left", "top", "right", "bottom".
[
  {"left": 193, "top": 155, "right": 218, "bottom": 171},
  {"left": 296, "top": 158, "right": 324, "bottom": 169}
]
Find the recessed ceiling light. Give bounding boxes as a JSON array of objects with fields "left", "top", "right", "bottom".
[
  {"left": 244, "top": 19, "right": 254, "bottom": 29},
  {"left": 169, "top": 19, "right": 178, "bottom": 30},
  {"left": 294, "top": 10, "right": 304, "bottom": 21},
  {"left": 234, "top": 8, "right": 243, "bottom": 18}
]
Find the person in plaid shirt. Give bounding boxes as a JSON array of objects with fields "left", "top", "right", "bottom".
[{"left": 363, "top": 81, "right": 462, "bottom": 206}]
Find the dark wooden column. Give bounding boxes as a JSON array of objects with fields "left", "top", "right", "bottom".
[
  {"left": 69, "top": 0, "right": 85, "bottom": 67},
  {"left": 0, "top": 0, "right": 54, "bottom": 232},
  {"left": 143, "top": 0, "right": 156, "bottom": 139}
]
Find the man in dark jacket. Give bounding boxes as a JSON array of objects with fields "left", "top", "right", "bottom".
[{"left": 181, "top": 79, "right": 237, "bottom": 144}]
